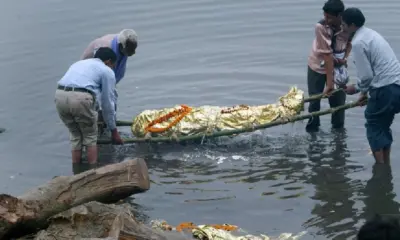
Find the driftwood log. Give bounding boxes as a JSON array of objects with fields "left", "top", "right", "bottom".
[
  {"left": 19, "top": 201, "right": 191, "bottom": 240},
  {"left": 0, "top": 158, "right": 150, "bottom": 239}
]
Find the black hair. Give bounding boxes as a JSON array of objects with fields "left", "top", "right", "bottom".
[
  {"left": 357, "top": 214, "right": 400, "bottom": 240},
  {"left": 94, "top": 47, "right": 117, "bottom": 64},
  {"left": 322, "top": 0, "right": 345, "bottom": 17},
  {"left": 342, "top": 7, "right": 366, "bottom": 27}
]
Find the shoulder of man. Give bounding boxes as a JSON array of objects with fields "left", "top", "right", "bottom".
[
  {"left": 317, "top": 19, "right": 326, "bottom": 25},
  {"left": 102, "top": 64, "right": 117, "bottom": 80},
  {"left": 315, "top": 19, "right": 331, "bottom": 34}
]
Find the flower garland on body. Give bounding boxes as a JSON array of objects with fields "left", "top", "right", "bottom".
[
  {"left": 144, "top": 105, "right": 192, "bottom": 133},
  {"left": 175, "top": 222, "right": 238, "bottom": 232}
]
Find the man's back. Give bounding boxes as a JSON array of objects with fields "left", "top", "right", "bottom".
[
  {"left": 58, "top": 58, "right": 114, "bottom": 95},
  {"left": 81, "top": 34, "right": 116, "bottom": 60},
  {"left": 352, "top": 26, "right": 400, "bottom": 88}
]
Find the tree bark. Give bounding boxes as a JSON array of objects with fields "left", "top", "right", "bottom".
[
  {"left": 0, "top": 158, "right": 150, "bottom": 239},
  {"left": 22, "top": 201, "right": 191, "bottom": 240}
]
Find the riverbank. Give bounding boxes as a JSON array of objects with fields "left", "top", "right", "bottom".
[{"left": 1, "top": 158, "right": 306, "bottom": 240}]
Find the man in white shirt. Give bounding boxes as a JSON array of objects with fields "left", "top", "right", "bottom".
[
  {"left": 55, "top": 47, "right": 124, "bottom": 167},
  {"left": 343, "top": 8, "right": 400, "bottom": 164}
]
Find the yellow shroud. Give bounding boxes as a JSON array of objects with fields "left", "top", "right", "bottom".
[{"left": 131, "top": 87, "right": 304, "bottom": 138}]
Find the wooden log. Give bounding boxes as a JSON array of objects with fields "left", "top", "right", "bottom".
[
  {"left": 19, "top": 202, "right": 191, "bottom": 240},
  {"left": 0, "top": 158, "right": 150, "bottom": 239}
]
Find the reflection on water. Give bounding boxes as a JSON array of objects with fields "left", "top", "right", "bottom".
[
  {"left": 303, "top": 129, "right": 359, "bottom": 239},
  {"left": 361, "top": 164, "right": 400, "bottom": 223}
]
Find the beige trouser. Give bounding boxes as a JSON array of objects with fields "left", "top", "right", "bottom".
[{"left": 55, "top": 89, "right": 98, "bottom": 150}]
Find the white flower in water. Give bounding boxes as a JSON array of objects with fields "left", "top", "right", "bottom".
[
  {"left": 150, "top": 219, "right": 307, "bottom": 240},
  {"left": 192, "top": 225, "right": 307, "bottom": 240}
]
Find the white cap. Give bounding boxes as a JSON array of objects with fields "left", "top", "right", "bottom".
[{"left": 117, "top": 29, "right": 138, "bottom": 48}]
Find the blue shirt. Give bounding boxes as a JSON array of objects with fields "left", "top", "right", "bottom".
[
  {"left": 111, "top": 36, "right": 127, "bottom": 84},
  {"left": 352, "top": 26, "right": 400, "bottom": 94},
  {"left": 57, "top": 58, "right": 117, "bottom": 130}
]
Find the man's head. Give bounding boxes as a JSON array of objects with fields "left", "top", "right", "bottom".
[
  {"left": 357, "top": 214, "right": 400, "bottom": 240},
  {"left": 94, "top": 47, "right": 117, "bottom": 68},
  {"left": 322, "top": 0, "right": 345, "bottom": 27},
  {"left": 341, "top": 7, "right": 365, "bottom": 34},
  {"left": 117, "top": 29, "right": 138, "bottom": 57}
]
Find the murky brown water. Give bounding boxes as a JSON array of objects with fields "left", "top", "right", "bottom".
[{"left": 1, "top": 0, "right": 400, "bottom": 239}]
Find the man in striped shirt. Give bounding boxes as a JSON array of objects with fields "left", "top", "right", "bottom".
[{"left": 343, "top": 8, "right": 400, "bottom": 164}]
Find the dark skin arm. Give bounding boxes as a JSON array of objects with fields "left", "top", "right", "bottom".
[
  {"left": 344, "top": 41, "right": 352, "bottom": 59},
  {"left": 336, "top": 41, "right": 352, "bottom": 66},
  {"left": 323, "top": 53, "right": 335, "bottom": 93},
  {"left": 314, "top": 24, "right": 335, "bottom": 94}
]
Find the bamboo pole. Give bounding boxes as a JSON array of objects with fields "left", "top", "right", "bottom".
[
  {"left": 303, "top": 88, "right": 343, "bottom": 103},
  {"left": 112, "top": 89, "right": 344, "bottom": 127},
  {"left": 97, "top": 99, "right": 363, "bottom": 144}
]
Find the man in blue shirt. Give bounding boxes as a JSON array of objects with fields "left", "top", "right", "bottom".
[
  {"left": 55, "top": 47, "right": 124, "bottom": 166},
  {"left": 81, "top": 29, "right": 138, "bottom": 134},
  {"left": 343, "top": 8, "right": 400, "bottom": 164}
]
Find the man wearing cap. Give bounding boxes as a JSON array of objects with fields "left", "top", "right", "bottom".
[{"left": 81, "top": 29, "right": 138, "bottom": 133}]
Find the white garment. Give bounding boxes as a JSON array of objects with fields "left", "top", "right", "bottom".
[{"left": 333, "top": 52, "right": 349, "bottom": 88}]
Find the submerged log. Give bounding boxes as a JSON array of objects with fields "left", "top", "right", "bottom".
[
  {"left": 20, "top": 201, "right": 191, "bottom": 240},
  {"left": 0, "top": 158, "right": 150, "bottom": 239}
]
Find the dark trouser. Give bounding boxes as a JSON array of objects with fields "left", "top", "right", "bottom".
[
  {"left": 306, "top": 66, "right": 346, "bottom": 131},
  {"left": 365, "top": 84, "right": 400, "bottom": 152}
]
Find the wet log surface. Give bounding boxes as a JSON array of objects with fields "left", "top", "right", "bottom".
[
  {"left": 18, "top": 201, "right": 191, "bottom": 240},
  {"left": 0, "top": 158, "right": 150, "bottom": 239}
]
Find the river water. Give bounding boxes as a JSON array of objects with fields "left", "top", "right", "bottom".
[{"left": 1, "top": 0, "right": 400, "bottom": 239}]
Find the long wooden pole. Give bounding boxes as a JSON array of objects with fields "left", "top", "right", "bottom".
[{"left": 97, "top": 99, "right": 362, "bottom": 144}]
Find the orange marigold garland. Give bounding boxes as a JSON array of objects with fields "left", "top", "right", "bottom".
[
  {"left": 175, "top": 222, "right": 238, "bottom": 232},
  {"left": 144, "top": 105, "right": 192, "bottom": 133}
]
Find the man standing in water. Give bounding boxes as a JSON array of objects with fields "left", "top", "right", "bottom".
[
  {"left": 343, "top": 8, "right": 400, "bottom": 164},
  {"left": 55, "top": 47, "right": 123, "bottom": 167},
  {"left": 306, "top": 0, "right": 352, "bottom": 132},
  {"left": 81, "top": 29, "right": 138, "bottom": 133}
]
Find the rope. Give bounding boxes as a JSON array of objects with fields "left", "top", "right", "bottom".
[{"left": 97, "top": 99, "right": 365, "bottom": 145}]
